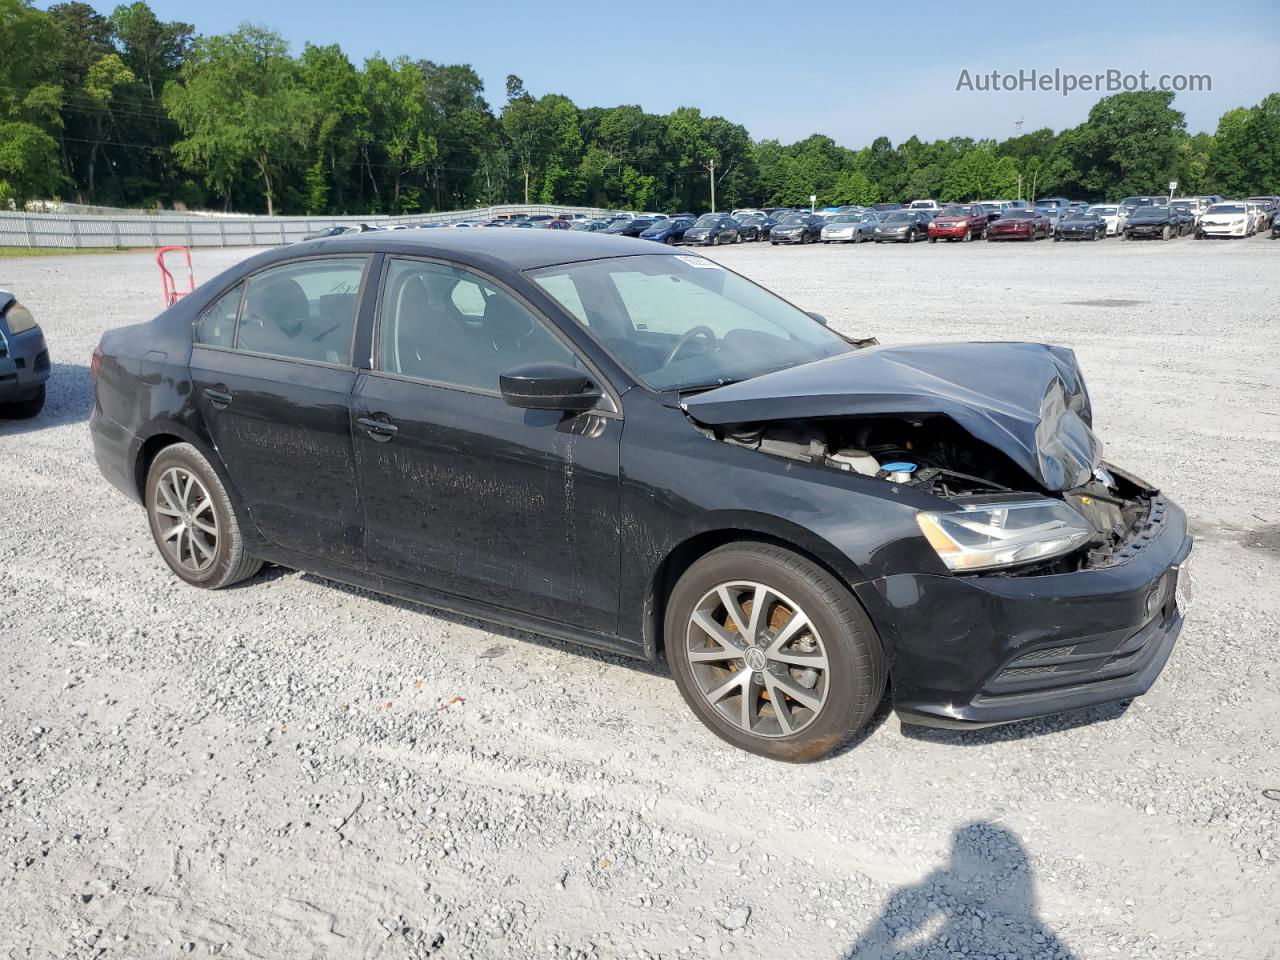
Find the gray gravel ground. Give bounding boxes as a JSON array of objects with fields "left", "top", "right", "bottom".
[{"left": 2, "top": 235, "right": 1278, "bottom": 960}]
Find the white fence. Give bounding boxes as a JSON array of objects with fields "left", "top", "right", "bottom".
[{"left": 0, "top": 204, "right": 626, "bottom": 250}]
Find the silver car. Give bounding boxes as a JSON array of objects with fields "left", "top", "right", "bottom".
[{"left": 821, "top": 213, "right": 880, "bottom": 243}]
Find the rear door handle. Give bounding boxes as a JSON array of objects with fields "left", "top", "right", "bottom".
[
  {"left": 356, "top": 415, "right": 399, "bottom": 441},
  {"left": 204, "top": 386, "right": 233, "bottom": 408}
]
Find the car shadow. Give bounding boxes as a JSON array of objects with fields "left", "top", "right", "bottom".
[
  {"left": 296, "top": 572, "right": 670, "bottom": 678},
  {"left": 847, "top": 821, "right": 1079, "bottom": 959},
  {"left": 0, "top": 362, "right": 92, "bottom": 434},
  {"left": 900, "top": 699, "right": 1130, "bottom": 747}
]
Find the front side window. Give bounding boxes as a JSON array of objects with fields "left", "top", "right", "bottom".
[
  {"left": 235, "top": 258, "right": 365, "bottom": 364},
  {"left": 530, "top": 254, "right": 851, "bottom": 391},
  {"left": 195, "top": 282, "right": 243, "bottom": 348},
  {"left": 377, "top": 258, "right": 577, "bottom": 392}
]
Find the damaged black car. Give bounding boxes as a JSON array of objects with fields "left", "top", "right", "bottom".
[{"left": 90, "top": 231, "right": 1192, "bottom": 762}]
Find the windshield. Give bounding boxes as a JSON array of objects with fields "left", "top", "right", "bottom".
[
  {"left": 883, "top": 212, "right": 912, "bottom": 223},
  {"left": 640, "top": 219, "right": 669, "bottom": 231},
  {"left": 1003, "top": 210, "right": 1033, "bottom": 219},
  {"left": 529, "top": 254, "right": 851, "bottom": 392},
  {"left": 1134, "top": 206, "right": 1167, "bottom": 216},
  {"left": 831, "top": 215, "right": 860, "bottom": 223},
  {"left": 1089, "top": 206, "right": 1117, "bottom": 215},
  {"left": 693, "top": 215, "right": 720, "bottom": 227},
  {"left": 939, "top": 206, "right": 969, "bottom": 217},
  {"left": 980, "top": 203, "right": 1003, "bottom": 212},
  {"left": 1208, "top": 204, "right": 1245, "bottom": 214},
  {"left": 778, "top": 214, "right": 807, "bottom": 225},
  {"left": 1070, "top": 212, "right": 1100, "bottom": 221}
]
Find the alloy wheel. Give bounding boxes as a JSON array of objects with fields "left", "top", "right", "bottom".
[
  {"left": 153, "top": 466, "right": 219, "bottom": 573},
  {"left": 683, "top": 581, "right": 830, "bottom": 738}
]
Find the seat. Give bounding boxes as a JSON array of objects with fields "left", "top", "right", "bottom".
[
  {"left": 389, "top": 274, "right": 488, "bottom": 386},
  {"left": 239, "top": 277, "right": 312, "bottom": 357}
]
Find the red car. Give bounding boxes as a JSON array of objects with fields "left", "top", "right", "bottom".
[
  {"left": 986, "top": 209, "right": 1051, "bottom": 241},
  {"left": 928, "top": 204, "right": 990, "bottom": 242}
]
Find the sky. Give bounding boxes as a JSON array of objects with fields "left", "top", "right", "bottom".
[{"left": 57, "top": 0, "right": 1280, "bottom": 147}]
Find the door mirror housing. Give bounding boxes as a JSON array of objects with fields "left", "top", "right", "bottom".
[{"left": 500, "top": 362, "right": 602, "bottom": 412}]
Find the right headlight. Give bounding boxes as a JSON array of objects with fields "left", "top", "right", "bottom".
[
  {"left": 3, "top": 302, "right": 37, "bottom": 335},
  {"left": 916, "top": 498, "right": 1094, "bottom": 572}
]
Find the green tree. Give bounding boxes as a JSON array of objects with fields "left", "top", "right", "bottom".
[
  {"left": 164, "top": 25, "right": 315, "bottom": 213},
  {"left": 0, "top": 0, "right": 66, "bottom": 203}
]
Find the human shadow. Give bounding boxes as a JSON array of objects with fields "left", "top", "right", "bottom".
[
  {"left": 847, "top": 821, "right": 1078, "bottom": 959},
  {"left": 0, "top": 362, "right": 92, "bottom": 435}
]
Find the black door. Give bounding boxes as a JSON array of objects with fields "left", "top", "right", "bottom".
[
  {"left": 190, "top": 256, "right": 370, "bottom": 565},
  {"left": 351, "top": 257, "right": 622, "bottom": 634}
]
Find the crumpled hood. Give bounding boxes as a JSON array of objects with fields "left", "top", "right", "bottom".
[{"left": 682, "top": 341, "right": 1103, "bottom": 491}]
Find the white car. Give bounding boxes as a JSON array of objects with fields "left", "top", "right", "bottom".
[
  {"left": 1086, "top": 204, "right": 1121, "bottom": 236},
  {"left": 1171, "top": 197, "right": 1210, "bottom": 221},
  {"left": 1197, "top": 202, "right": 1252, "bottom": 238},
  {"left": 731, "top": 208, "right": 764, "bottom": 220},
  {"left": 908, "top": 199, "right": 940, "bottom": 210}
]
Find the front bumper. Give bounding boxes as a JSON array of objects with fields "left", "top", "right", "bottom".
[
  {"left": 1126, "top": 224, "right": 1170, "bottom": 238},
  {"left": 860, "top": 491, "right": 1193, "bottom": 729},
  {"left": 0, "top": 325, "right": 51, "bottom": 401},
  {"left": 928, "top": 224, "right": 970, "bottom": 239},
  {"left": 988, "top": 229, "right": 1032, "bottom": 240},
  {"left": 872, "top": 230, "right": 911, "bottom": 242},
  {"left": 821, "top": 231, "right": 855, "bottom": 242},
  {"left": 1200, "top": 222, "right": 1247, "bottom": 237},
  {"left": 771, "top": 232, "right": 806, "bottom": 244},
  {"left": 682, "top": 234, "right": 713, "bottom": 245}
]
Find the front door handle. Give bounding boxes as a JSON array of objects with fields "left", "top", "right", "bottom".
[
  {"left": 204, "top": 386, "right": 233, "bottom": 408},
  {"left": 357, "top": 415, "right": 399, "bottom": 441}
]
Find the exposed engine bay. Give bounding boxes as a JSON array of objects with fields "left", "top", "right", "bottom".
[{"left": 694, "top": 413, "right": 1158, "bottom": 575}]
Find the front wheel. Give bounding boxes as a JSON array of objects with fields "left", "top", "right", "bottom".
[
  {"left": 145, "top": 442, "right": 262, "bottom": 589},
  {"left": 1162, "top": 225, "right": 1171, "bottom": 241},
  {"left": 666, "top": 542, "right": 887, "bottom": 762}
]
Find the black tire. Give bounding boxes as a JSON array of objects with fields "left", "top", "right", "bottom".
[
  {"left": 145, "top": 442, "right": 262, "bottom": 589},
  {"left": 0, "top": 384, "right": 45, "bottom": 419},
  {"left": 665, "top": 542, "right": 887, "bottom": 762},
  {"left": 928, "top": 236, "right": 937, "bottom": 243}
]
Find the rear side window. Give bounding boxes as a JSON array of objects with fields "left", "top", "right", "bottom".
[
  {"left": 195, "top": 282, "right": 243, "bottom": 348},
  {"left": 235, "top": 258, "right": 366, "bottom": 365}
]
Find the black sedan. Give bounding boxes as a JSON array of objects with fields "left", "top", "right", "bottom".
[
  {"left": 1123, "top": 206, "right": 1185, "bottom": 240},
  {"left": 1054, "top": 211, "right": 1108, "bottom": 241},
  {"left": 639, "top": 217, "right": 694, "bottom": 244},
  {"left": 1, "top": 290, "right": 50, "bottom": 417},
  {"left": 872, "top": 210, "right": 930, "bottom": 242},
  {"left": 605, "top": 217, "right": 662, "bottom": 238},
  {"left": 682, "top": 215, "right": 741, "bottom": 246},
  {"left": 90, "top": 230, "right": 1192, "bottom": 762},
  {"left": 740, "top": 214, "right": 780, "bottom": 241},
  {"left": 768, "top": 213, "right": 825, "bottom": 244}
]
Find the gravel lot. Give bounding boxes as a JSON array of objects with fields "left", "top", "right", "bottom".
[{"left": 2, "top": 236, "right": 1278, "bottom": 960}]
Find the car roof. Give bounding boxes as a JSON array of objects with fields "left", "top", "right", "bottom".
[{"left": 285, "top": 228, "right": 681, "bottom": 271}]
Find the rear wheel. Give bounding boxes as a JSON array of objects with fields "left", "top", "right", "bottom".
[
  {"left": 666, "top": 542, "right": 886, "bottom": 762},
  {"left": 0, "top": 384, "right": 45, "bottom": 419},
  {"left": 145, "top": 442, "right": 262, "bottom": 589},
  {"left": 1162, "top": 225, "right": 1171, "bottom": 241}
]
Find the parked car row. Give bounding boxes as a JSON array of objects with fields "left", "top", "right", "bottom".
[{"left": 301, "top": 194, "right": 1279, "bottom": 248}]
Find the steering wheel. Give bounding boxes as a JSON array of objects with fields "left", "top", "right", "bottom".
[{"left": 664, "top": 325, "right": 716, "bottom": 367}]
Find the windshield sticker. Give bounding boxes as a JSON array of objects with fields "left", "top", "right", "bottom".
[{"left": 676, "top": 256, "right": 723, "bottom": 269}]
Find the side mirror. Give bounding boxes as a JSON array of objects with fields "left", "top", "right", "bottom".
[
  {"left": 806, "top": 311, "right": 828, "bottom": 326},
  {"left": 500, "top": 362, "right": 602, "bottom": 412}
]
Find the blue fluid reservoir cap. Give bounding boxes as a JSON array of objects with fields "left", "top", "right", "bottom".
[{"left": 881, "top": 462, "right": 917, "bottom": 474}]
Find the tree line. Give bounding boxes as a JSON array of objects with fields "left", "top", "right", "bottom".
[{"left": 2, "top": 0, "right": 1277, "bottom": 216}]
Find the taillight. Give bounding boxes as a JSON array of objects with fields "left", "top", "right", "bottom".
[{"left": 91, "top": 345, "right": 103, "bottom": 383}]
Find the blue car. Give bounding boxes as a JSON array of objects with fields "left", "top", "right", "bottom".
[
  {"left": 1, "top": 290, "right": 50, "bottom": 418},
  {"left": 639, "top": 217, "right": 694, "bottom": 245}
]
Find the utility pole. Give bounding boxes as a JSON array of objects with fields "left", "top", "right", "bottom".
[{"left": 703, "top": 158, "right": 716, "bottom": 213}]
